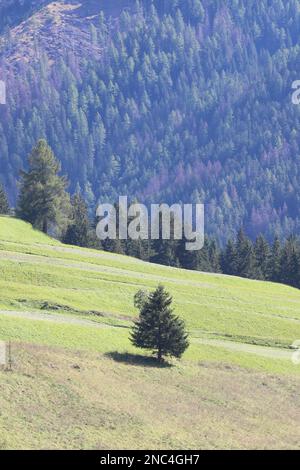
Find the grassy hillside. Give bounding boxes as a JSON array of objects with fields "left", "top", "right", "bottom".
[{"left": 0, "top": 216, "right": 300, "bottom": 449}]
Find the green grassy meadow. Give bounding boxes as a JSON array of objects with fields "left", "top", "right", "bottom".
[{"left": 1, "top": 216, "right": 300, "bottom": 449}]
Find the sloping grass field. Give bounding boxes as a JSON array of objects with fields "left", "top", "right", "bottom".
[{"left": 0, "top": 216, "right": 300, "bottom": 449}]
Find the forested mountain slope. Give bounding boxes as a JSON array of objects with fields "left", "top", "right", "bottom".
[{"left": 0, "top": 0, "right": 300, "bottom": 242}]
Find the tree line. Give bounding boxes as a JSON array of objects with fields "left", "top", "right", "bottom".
[{"left": 1, "top": 139, "right": 299, "bottom": 291}]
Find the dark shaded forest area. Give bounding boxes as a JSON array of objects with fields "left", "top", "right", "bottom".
[{"left": 0, "top": 0, "right": 300, "bottom": 243}]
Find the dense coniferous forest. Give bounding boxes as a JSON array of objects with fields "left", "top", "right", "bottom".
[
  {"left": 1, "top": 137, "right": 300, "bottom": 290},
  {"left": 100, "top": 211, "right": 300, "bottom": 290},
  {"left": 0, "top": 0, "right": 300, "bottom": 244}
]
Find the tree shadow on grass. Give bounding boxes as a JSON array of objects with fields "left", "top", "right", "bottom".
[{"left": 104, "top": 351, "right": 173, "bottom": 368}]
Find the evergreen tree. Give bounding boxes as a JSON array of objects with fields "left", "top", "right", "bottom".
[
  {"left": 221, "top": 239, "right": 237, "bottom": 275},
  {"left": 126, "top": 237, "right": 151, "bottom": 261},
  {"left": 280, "top": 237, "right": 300, "bottom": 288},
  {"left": 269, "top": 236, "right": 282, "bottom": 282},
  {"left": 100, "top": 202, "right": 126, "bottom": 255},
  {"left": 0, "top": 183, "right": 10, "bottom": 215},
  {"left": 193, "top": 238, "right": 215, "bottom": 272},
  {"left": 235, "top": 229, "right": 257, "bottom": 278},
  {"left": 63, "top": 192, "right": 90, "bottom": 247},
  {"left": 254, "top": 234, "right": 271, "bottom": 280},
  {"left": 180, "top": 221, "right": 213, "bottom": 272},
  {"left": 131, "top": 285, "right": 189, "bottom": 363},
  {"left": 208, "top": 239, "right": 221, "bottom": 273},
  {"left": 151, "top": 238, "right": 179, "bottom": 267},
  {"left": 125, "top": 199, "right": 152, "bottom": 261},
  {"left": 17, "top": 140, "right": 70, "bottom": 234},
  {"left": 151, "top": 213, "right": 180, "bottom": 267},
  {"left": 133, "top": 289, "right": 149, "bottom": 310},
  {"left": 176, "top": 234, "right": 197, "bottom": 270}
]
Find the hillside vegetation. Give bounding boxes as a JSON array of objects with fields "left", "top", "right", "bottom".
[{"left": 0, "top": 216, "right": 300, "bottom": 449}]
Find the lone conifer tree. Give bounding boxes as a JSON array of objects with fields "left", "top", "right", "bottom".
[
  {"left": 0, "top": 184, "right": 10, "bottom": 215},
  {"left": 17, "top": 140, "right": 70, "bottom": 234},
  {"left": 131, "top": 285, "right": 189, "bottom": 363}
]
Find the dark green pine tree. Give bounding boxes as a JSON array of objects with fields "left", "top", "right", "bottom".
[
  {"left": 63, "top": 192, "right": 90, "bottom": 247},
  {"left": 125, "top": 201, "right": 152, "bottom": 261},
  {"left": 254, "top": 234, "right": 271, "bottom": 280},
  {"left": 151, "top": 213, "right": 180, "bottom": 267},
  {"left": 177, "top": 236, "right": 220, "bottom": 273},
  {"left": 280, "top": 237, "right": 300, "bottom": 288},
  {"left": 152, "top": 238, "right": 180, "bottom": 267},
  {"left": 269, "top": 236, "right": 282, "bottom": 282},
  {"left": 221, "top": 239, "right": 237, "bottom": 275},
  {"left": 17, "top": 140, "right": 70, "bottom": 234},
  {"left": 131, "top": 285, "right": 189, "bottom": 363},
  {"left": 101, "top": 202, "right": 126, "bottom": 255},
  {"left": 0, "top": 183, "right": 10, "bottom": 215},
  {"left": 235, "top": 228, "right": 257, "bottom": 278},
  {"left": 208, "top": 239, "right": 221, "bottom": 273},
  {"left": 126, "top": 237, "right": 151, "bottom": 261},
  {"left": 176, "top": 234, "right": 197, "bottom": 270},
  {"left": 195, "top": 238, "right": 213, "bottom": 272}
]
